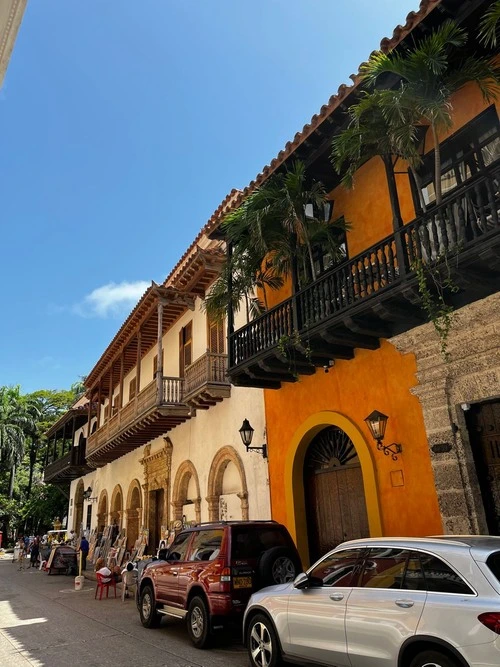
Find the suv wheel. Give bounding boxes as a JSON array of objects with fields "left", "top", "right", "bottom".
[
  {"left": 247, "top": 613, "right": 281, "bottom": 667},
  {"left": 409, "top": 649, "right": 460, "bottom": 667},
  {"left": 187, "top": 595, "right": 211, "bottom": 649},
  {"left": 139, "top": 585, "right": 161, "bottom": 628},
  {"left": 258, "top": 546, "right": 300, "bottom": 586}
]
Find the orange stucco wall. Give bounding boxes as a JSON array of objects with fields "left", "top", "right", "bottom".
[
  {"left": 262, "top": 82, "right": 498, "bottom": 560},
  {"left": 265, "top": 340, "right": 443, "bottom": 563}
]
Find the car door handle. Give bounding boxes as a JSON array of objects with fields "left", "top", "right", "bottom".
[
  {"left": 329, "top": 593, "right": 344, "bottom": 601},
  {"left": 171, "top": 570, "right": 178, "bottom": 576},
  {"left": 395, "top": 599, "right": 414, "bottom": 608}
]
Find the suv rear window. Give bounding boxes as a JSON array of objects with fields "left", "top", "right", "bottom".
[
  {"left": 231, "top": 525, "right": 289, "bottom": 560},
  {"left": 486, "top": 551, "right": 500, "bottom": 582}
]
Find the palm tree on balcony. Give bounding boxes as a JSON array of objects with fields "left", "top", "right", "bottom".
[
  {"left": 479, "top": 1, "right": 500, "bottom": 47},
  {"left": 331, "top": 89, "right": 423, "bottom": 228},
  {"left": 205, "top": 161, "right": 347, "bottom": 322},
  {"left": 361, "top": 20, "right": 500, "bottom": 205}
]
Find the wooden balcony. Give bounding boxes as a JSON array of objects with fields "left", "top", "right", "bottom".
[
  {"left": 86, "top": 377, "right": 190, "bottom": 467},
  {"left": 43, "top": 450, "right": 92, "bottom": 486},
  {"left": 229, "top": 161, "right": 500, "bottom": 388},
  {"left": 184, "top": 351, "right": 231, "bottom": 409}
]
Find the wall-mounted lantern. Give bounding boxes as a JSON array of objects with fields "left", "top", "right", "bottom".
[
  {"left": 239, "top": 419, "right": 267, "bottom": 459},
  {"left": 364, "top": 410, "right": 402, "bottom": 461},
  {"left": 83, "top": 486, "right": 97, "bottom": 502}
]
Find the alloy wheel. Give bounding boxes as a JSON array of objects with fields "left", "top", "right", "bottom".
[
  {"left": 271, "top": 556, "right": 295, "bottom": 583},
  {"left": 250, "top": 621, "right": 273, "bottom": 667},
  {"left": 142, "top": 592, "right": 152, "bottom": 620},
  {"left": 190, "top": 605, "right": 204, "bottom": 639}
]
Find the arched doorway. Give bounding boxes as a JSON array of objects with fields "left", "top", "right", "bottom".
[
  {"left": 110, "top": 484, "right": 123, "bottom": 529},
  {"left": 285, "top": 411, "right": 382, "bottom": 567},
  {"left": 97, "top": 490, "right": 108, "bottom": 533},
  {"left": 126, "top": 480, "right": 142, "bottom": 551},
  {"left": 207, "top": 446, "right": 249, "bottom": 521},
  {"left": 304, "top": 426, "right": 369, "bottom": 563},
  {"left": 172, "top": 461, "right": 201, "bottom": 526},
  {"left": 73, "top": 480, "right": 84, "bottom": 534}
]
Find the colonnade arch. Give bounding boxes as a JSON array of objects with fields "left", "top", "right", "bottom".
[
  {"left": 73, "top": 479, "right": 84, "bottom": 534},
  {"left": 126, "top": 479, "right": 143, "bottom": 551},
  {"left": 171, "top": 460, "right": 201, "bottom": 525},
  {"left": 110, "top": 484, "right": 123, "bottom": 528},
  {"left": 206, "top": 446, "right": 248, "bottom": 521},
  {"left": 97, "top": 489, "right": 108, "bottom": 533}
]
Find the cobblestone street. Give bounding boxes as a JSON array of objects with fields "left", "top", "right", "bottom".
[{"left": 0, "top": 561, "right": 248, "bottom": 667}]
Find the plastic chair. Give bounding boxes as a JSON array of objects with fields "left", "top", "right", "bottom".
[
  {"left": 121, "top": 569, "right": 138, "bottom": 601},
  {"left": 95, "top": 572, "right": 117, "bottom": 599}
]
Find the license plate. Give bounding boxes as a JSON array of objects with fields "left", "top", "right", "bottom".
[{"left": 233, "top": 576, "right": 252, "bottom": 589}]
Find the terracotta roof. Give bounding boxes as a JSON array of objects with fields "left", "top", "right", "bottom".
[{"left": 168, "top": 0, "right": 443, "bottom": 274}]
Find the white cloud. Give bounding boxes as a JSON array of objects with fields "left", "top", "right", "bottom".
[
  {"left": 36, "top": 355, "right": 61, "bottom": 370},
  {"left": 72, "top": 280, "right": 150, "bottom": 318}
]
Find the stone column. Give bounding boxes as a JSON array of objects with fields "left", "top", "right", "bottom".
[
  {"left": 238, "top": 491, "right": 249, "bottom": 521},
  {"left": 206, "top": 495, "right": 219, "bottom": 522}
]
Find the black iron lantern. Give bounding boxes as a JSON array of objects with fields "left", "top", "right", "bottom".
[
  {"left": 238, "top": 419, "right": 267, "bottom": 458},
  {"left": 364, "top": 410, "right": 402, "bottom": 461},
  {"left": 83, "top": 486, "right": 92, "bottom": 501},
  {"left": 364, "top": 410, "right": 389, "bottom": 442}
]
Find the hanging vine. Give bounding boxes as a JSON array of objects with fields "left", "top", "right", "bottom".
[
  {"left": 412, "top": 250, "right": 460, "bottom": 361},
  {"left": 277, "top": 330, "right": 313, "bottom": 380}
]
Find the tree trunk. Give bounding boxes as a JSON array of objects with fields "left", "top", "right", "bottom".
[
  {"left": 431, "top": 123, "right": 442, "bottom": 205},
  {"left": 382, "top": 154, "right": 403, "bottom": 230},
  {"left": 8, "top": 464, "right": 15, "bottom": 499},
  {"left": 410, "top": 166, "right": 428, "bottom": 213},
  {"left": 303, "top": 228, "right": 317, "bottom": 282},
  {"left": 27, "top": 440, "right": 37, "bottom": 498}
]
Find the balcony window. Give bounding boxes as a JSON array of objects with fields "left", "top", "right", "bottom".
[
  {"left": 129, "top": 376, "right": 137, "bottom": 400},
  {"left": 179, "top": 321, "right": 193, "bottom": 377},
  {"left": 208, "top": 318, "right": 224, "bottom": 354},
  {"left": 416, "top": 106, "right": 500, "bottom": 208}
]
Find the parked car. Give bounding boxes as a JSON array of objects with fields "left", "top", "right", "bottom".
[
  {"left": 137, "top": 520, "right": 301, "bottom": 648},
  {"left": 243, "top": 536, "right": 500, "bottom": 667}
]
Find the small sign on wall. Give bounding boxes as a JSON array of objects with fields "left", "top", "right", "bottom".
[{"left": 390, "top": 470, "right": 404, "bottom": 487}]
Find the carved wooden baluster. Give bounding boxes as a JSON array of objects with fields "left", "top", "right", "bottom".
[
  {"left": 365, "top": 253, "right": 374, "bottom": 294},
  {"left": 485, "top": 174, "right": 499, "bottom": 227},
  {"left": 420, "top": 218, "right": 431, "bottom": 262},
  {"left": 438, "top": 206, "right": 449, "bottom": 254},
  {"left": 475, "top": 182, "right": 488, "bottom": 233},
  {"left": 429, "top": 212, "right": 440, "bottom": 260},
  {"left": 373, "top": 247, "right": 382, "bottom": 288},
  {"left": 446, "top": 203, "right": 457, "bottom": 247}
]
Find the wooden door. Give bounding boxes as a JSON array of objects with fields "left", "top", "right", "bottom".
[
  {"left": 304, "top": 426, "right": 369, "bottom": 563},
  {"left": 466, "top": 400, "right": 500, "bottom": 534},
  {"left": 179, "top": 322, "right": 193, "bottom": 377}
]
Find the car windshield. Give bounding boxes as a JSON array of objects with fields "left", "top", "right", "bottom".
[
  {"left": 231, "top": 526, "right": 288, "bottom": 560},
  {"left": 486, "top": 551, "right": 500, "bottom": 582}
]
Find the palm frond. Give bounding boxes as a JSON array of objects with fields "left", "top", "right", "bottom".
[{"left": 479, "top": 0, "right": 500, "bottom": 47}]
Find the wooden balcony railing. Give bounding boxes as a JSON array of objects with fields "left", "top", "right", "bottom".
[
  {"left": 43, "top": 451, "right": 71, "bottom": 481},
  {"left": 87, "top": 376, "right": 185, "bottom": 457},
  {"left": 184, "top": 351, "right": 228, "bottom": 397},
  {"left": 229, "top": 161, "right": 500, "bottom": 369}
]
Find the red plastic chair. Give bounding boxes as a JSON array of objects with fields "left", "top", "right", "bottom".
[{"left": 95, "top": 572, "right": 117, "bottom": 599}]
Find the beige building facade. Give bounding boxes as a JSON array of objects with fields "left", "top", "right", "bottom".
[{"left": 0, "top": 0, "right": 27, "bottom": 88}]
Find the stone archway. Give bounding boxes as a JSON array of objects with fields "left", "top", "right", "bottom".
[
  {"left": 172, "top": 460, "right": 201, "bottom": 525},
  {"left": 126, "top": 479, "right": 143, "bottom": 551},
  {"left": 110, "top": 484, "right": 123, "bottom": 528},
  {"left": 73, "top": 479, "right": 84, "bottom": 534},
  {"left": 97, "top": 489, "right": 108, "bottom": 533},
  {"left": 285, "top": 411, "right": 382, "bottom": 567},
  {"left": 206, "top": 446, "right": 249, "bottom": 522}
]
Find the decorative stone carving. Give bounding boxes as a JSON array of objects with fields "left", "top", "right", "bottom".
[{"left": 141, "top": 438, "right": 173, "bottom": 538}]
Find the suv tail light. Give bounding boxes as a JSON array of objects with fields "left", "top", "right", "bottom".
[
  {"left": 478, "top": 612, "right": 500, "bottom": 634},
  {"left": 220, "top": 568, "right": 231, "bottom": 583}
]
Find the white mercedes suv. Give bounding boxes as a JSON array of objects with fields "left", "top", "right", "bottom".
[{"left": 243, "top": 536, "right": 500, "bottom": 667}]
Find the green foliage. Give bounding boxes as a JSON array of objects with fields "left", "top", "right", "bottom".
[
  {"left": 0, "top": 386, "right": 39, "bottom": 470},
  {"left": 361, "top": 19, "right": 500, "bottom": 205},
  {"left": 479, "top": 1, "right": 500, "bottom": 47},
  {"left": 205, "top": 161, "right": 348, "bottom": 323},
  {"left": 412, "top": 254, "right": 460, "bottom": 361},
  {"left": 277, "top": 331, "right": 313, "bottom": 380},
  {"left": 20, "top": 484, "right": 67, "bottom": 534}
]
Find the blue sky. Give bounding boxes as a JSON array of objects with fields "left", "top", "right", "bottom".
[{"left": 1, "top": 0, "right": 418, "bottom": 393}]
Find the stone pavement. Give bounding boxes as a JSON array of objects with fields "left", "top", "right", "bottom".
[{"left": 0, "top": 560, "right": 249, "bottom": 666}]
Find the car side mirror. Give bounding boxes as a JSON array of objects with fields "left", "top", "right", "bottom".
[
  {"left": 293, "top": 572, "right": 310, "bottom": 589},
  {"left": 158, "top": 549, "right": 168, "bottom": 561}
]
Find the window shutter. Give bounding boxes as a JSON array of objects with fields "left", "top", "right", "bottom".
[
  {"left": 153, "top": 354, "right": 158, "bottom": 378},
  {"left": 179, "top": 330, "right": 184, "bottom": 377},
  {"left": 208, "top": 319, "right": 225, "bottom": 354}
]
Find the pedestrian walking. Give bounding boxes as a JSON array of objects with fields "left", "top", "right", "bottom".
[
  {"left": 30, "top": 537, "right": 40, "bottom": 568},
  {"left": 79, "top": 535, "right": 89, "bottom": 571}
]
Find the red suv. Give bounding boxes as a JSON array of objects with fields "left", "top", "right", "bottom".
[{"left": 137, "top": 520, "right": 301, "bottom": 648}]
